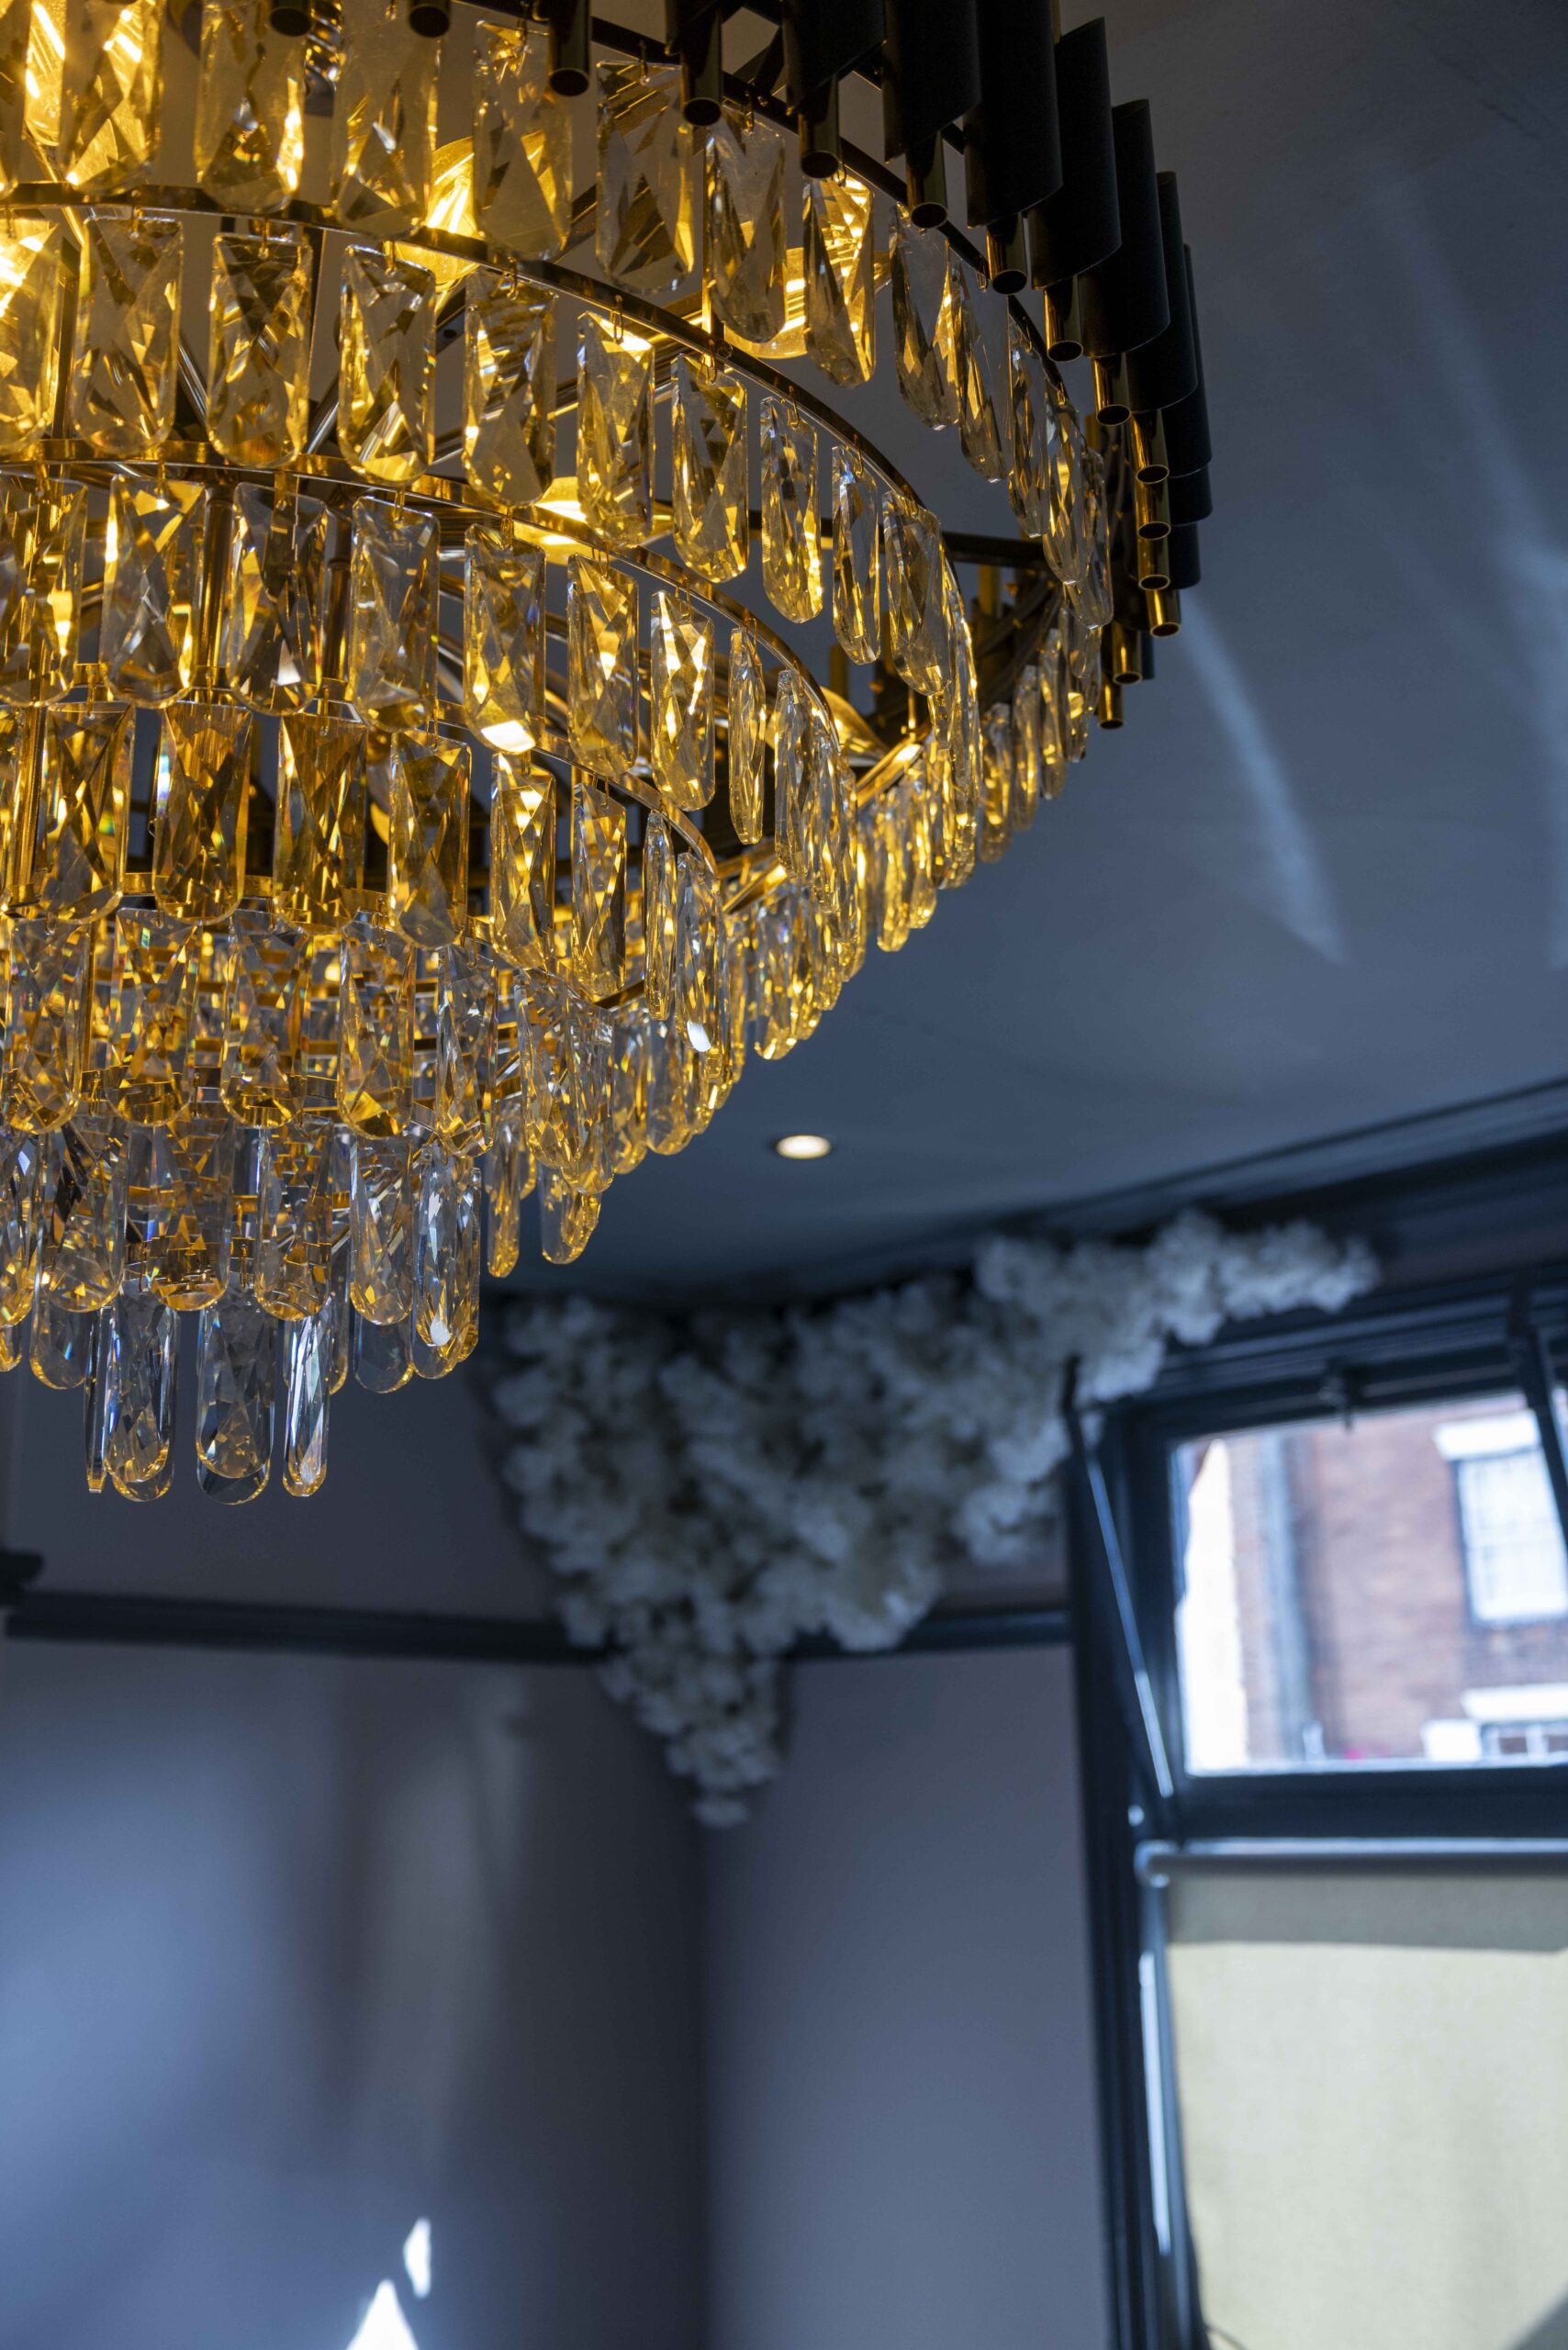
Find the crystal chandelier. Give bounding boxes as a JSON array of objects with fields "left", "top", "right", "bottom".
[{"left": 0, "top": 0, "right": 1211, "bottom": 1498}]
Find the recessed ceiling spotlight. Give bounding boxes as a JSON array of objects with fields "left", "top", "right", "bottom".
[{"left": 774, "top": 1134, "right": 834, "bottom": 1161}]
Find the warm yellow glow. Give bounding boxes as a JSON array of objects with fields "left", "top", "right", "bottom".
[{"left": 773, "top": 1133, "right": 834, "bottom": 1161}]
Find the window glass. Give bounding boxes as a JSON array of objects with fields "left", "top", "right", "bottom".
[{"left": 1174, "top": 1392, "right": 1568, "bottom": 1771}]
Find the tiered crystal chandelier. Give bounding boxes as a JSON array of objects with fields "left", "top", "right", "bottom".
[{"left": 0, "top": 0, "right": 1213, "bottom": 1498}]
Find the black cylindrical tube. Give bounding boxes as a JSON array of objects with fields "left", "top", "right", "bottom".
[
  {"left": 1166, "top": 466, "right": 1211, "bottom": 526},
  {"left": 964, "top": 0, "right": 1061, "bottom": 228},
  {"left": 881, "top": 0, "right": 980, "bottom": 158},
  {"left": 1125, "top": 173, "right": 1197, "bottom": 411},
  {"left": 1079, "top": 101, "right": 1169, "bottom": 357},
  {"left": 782, "top": 0, "right": 884, "bottom": 111},
  {"left": 1164, "top": 522, "right": 1202, "bottom": 591},
  {"left": 407, "top": 0, "right": 450, "bottom": 34},
  {"left": 271, "top": 0, "right": 310, "bottom": 28},
  {"left": 1027, "top": 20, "right": 1118, "bottom": 286},
  {"left": 666, "top": 0, "right": 724, "bottom": 124},
  {"left": 1160, "top": 249, "right": 1212, "bottom": 474},
  {"left": 543, "top": 0, "right": 590, "bottom": 93}
]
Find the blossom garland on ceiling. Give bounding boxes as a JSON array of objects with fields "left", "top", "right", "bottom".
[{"left": 487, "top": 1212, "right": 1376, "bottom": 1821}]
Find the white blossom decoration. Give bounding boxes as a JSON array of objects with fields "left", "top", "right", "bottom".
[{"left": 487, "top": 1211, "right": 1376, "bottom": 1821}]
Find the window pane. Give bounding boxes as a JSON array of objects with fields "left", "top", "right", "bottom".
[{"left": 1175, "top": 1393, "right": 1568, "bottom": 1771}]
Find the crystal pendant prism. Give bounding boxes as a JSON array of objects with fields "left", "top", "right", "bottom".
[
  {"left": 219, "top": 487, "right": 328, "bottom": 712},
  {"left": 465, "top": 273, "right": 556, "bottom": 507},
  {"left": 464, "top": 527, "right": 543, "bottom": 755},
  {"left": 39, "top": 1113, "right": 129, "bottom": 1310},
  {"left": 882, "top": 499, "right": 948, "bottom": 697},
  {"left": 606, "top": 1010, "right": 647, "bottom": 1175},
  {"left": 674, "top": 854, "right": 720, "bottom": 1058},
  {"left": 483, "top": 1099, "right": 529, "bottom": 1278},
  {"left": 705, "top": 106, "right": 788, "bottom": 343},
  {"left": 387, "top": 737, "right": 469, "bottom": 949},
  {"left": 567, "top": 555, "right": 638, "bottom": 778},
  {"left": 538, "top": 1169, "right": 599, "bottom": 1265},
  {"left": 103, "top": 1291, "right": 178, "bottom": 1499},
  {"left": 650, "top": 592, "right": 715, "bottom": 811},
  {"left": 979, "top": 700, "right": 1014, "bottom": 862},
  {"left": 338, "top": 918, "right": 414, "bottom": 1135},
  {"left": 890, "top": 214, "right": 958, "bottom": 431},
  {"left": 804, "top": 175, "right": 877, "bottom": 386},
  {"left": 951, "top": 260, "right": 1003, "bottom": 480},
  {"left": 29, "top": 1288, "right": 91, "bottom": 1385},
  {"left": 1067, "top": 447, "right": 1114, "bottom": 627},
  {"left": 255, "top": 1118, "right": 336, "bottom": 1319},
  {"left": 69, "top": 211, "right": 181, "bottom": 454},
  {"left": 196, "top": 1281, "right": 276, "bottom": 1499},
  {"left": 145, "top": 1106, "right": 234, "bottom": 1307},
  {"left": 354, "top": 1310, "right": 413, "bottom": 1393},
  {"left": 58, "top": 0, "right": 163, "bottom": 192},
  {"left": 1044, "top": 377, "right": 1092, "bottom": 588},
  {"left": 155, "top": 701, "right": 252, "bottom": 921},
  {"left": 0, "top": 485, "right": 86, "bottom": 704},
  {"left": 572, "top": 775, "right": 627, "bottom": 1001},
  {"left": 761, "top": 400, "right": 822, "bottom": 622},
  {"left": 339, "top": 245, "right": 435, "bottom": 485},
  {"left": 283, "top": 1307, "right": 330, "bottom": 1496},
  {"left": 1012, "top": 666, "right": 1042, "bottom": 831},
  {"left": 3, "top": 919, "right": 90, "bottom": 1131},
  {"left": 346, "top": 498, "right": 437, "bottom": 728},
  {"left": 596, "top": 59, "right": 696, "bottom": 297},
  {"left": 0, "top": 1126, "right": 43, "bottom": 1322},
  {"left": 434, "top": 944, "right": 495, "bottom": 1158},
  {"left": 832, "top": 444, "right": 880, "bottom": 666},
  {"left": 671, "top": 356, "right": 748, "bottom": 583},
  {"left": 0, "top": 0, "right": 30, "bottom": 195},
  {"left": 274, "top": 714, "right": 368, "bottom": 932},
  {"left": 108, "top": 908, "right": 195, "bottom": 1124},
  {"left": 490, "top": 758, "right": 556, "bottom": 972},
  {"left": 413, "top": 1140, "right": 480, "bottom": 1349},
  {"left": 330, "top": 0, "right": 437, "bottom": 234},
  {"left": 349, "top": 1131, "right": 412, "bottom": 1324},
  {"left": 102, "top": 478, "right": 206, "bottom": 706},
  {"left": 641, "top": 810, "right": 676, "bottom": 1017},
  {"left": 195, "top": 0, "right": 304, "bottom": 211},
  {"left": 0, "top": 216, "right": 68, "bottom": 453},
  {"left": 207, "top": 229, "right": 311, "bottom": 466},
  {"left": 771, "top": 665, "right": 810, "bottom": 881},
  {"left": 726, "top": 628, "right": 766, "bottom": 845},
  {"left": 221, "top": 911, "right": 304, "bottom": 1126},
  {"left": 577, "top": 313, "right": 653, "bottom": 549},
  {"left": 1006, "top": 315, "right": 1051, "bottom": 541},
  {"left": 472, "top": 20, "right": 571, "bottom": 261},
  {"left": 25, "top": 703, "right": 132, "bottom": 918}
]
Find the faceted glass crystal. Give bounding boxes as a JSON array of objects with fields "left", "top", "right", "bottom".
[
  {"left": 195, "top": 0, "right": 304, "bottom": 210},
  {"left": 196, "top": 1281, "right": 276, "bottom": 1497},
  {"left": 472, "top": 21, "right": 571, "bottom": 261},
  {"left": 832, "top": 445, "right": 880, "bottom": 667},
  {"left": 596, "top": 60, "right": 696, "bottom": 297},
  {"left": 483, "top": 1100, "right": 529, "bottom": 1278},
  {"left": 155, "top": 701, "right": 252, "bottom": 921},
  {"left": 338, "top": 918, "right": 414, "bottom": 1135},
  {"left": 435, "top": 944, "right": 494, "bottom": 1158},
  {"left": 650, "top": 593, "right": 715, "bottom": 811},
  {"left": 641, "top": 810, "right": 676, "bottom": 1016},
  {"left": 771, "top": 666, "right": 810, "bottom": 881},
  {"left": 39, "top": 1113, "right": 128, "bottom": 1310},
  {"left": 882, "top": 500, "right": 948, "bottom": 697},
  {"left": 69, "top": 211, "right": 180, "bottom": 453},
  {"left": 671, "top": 357, "right": 747, "bottom": 583},
  {"left": 952, "top": 260, "right": 1003, "bottom": 481},
  {"left": 804, "top": 176, "right": 876, "bottom": 386},
  {"left": 274, "top": 714, "right": 368, "bottom": 932},
  {"left": 705, "top": 107, "right": 787, "bottom": 343},
  {"left": 58, "top": 0, "right": 163, "bottom": 192},
  {"left": 980, "top": 699, "right": 1014, "bottom": 862},
  {"left": 890, "top": 214, "right": 958, "bottom": 431},
  {"left": 577, "top": 313, "right": 652, "bottom": 549},
  {"left": 0, "top": 0, "right": 31, "bottom": 195},
  {"left": 674, "top": 855, "right": 721, "bottom": 1057},
  {"left": 354, "top": 1310, "right": 413, "bottom": 1393},
  {"left": 1012, "top": 666, "right": 1042, "bottom": 830},
  {"left": 1068, "top": 447, "right": 1114, "bottom": 627},
  {"left": 221, "top": 911, "right": 304, "bottom": 1125},
  {"left": 465, "top": 274, "right": 556, "bottom": 508},
  {"left": 145, "top": 1106, "right": 234, "bottom": 1307},
  {"left": 1007, "top": 315, "right": 1051, "bottom": 542},
  {"left": 572, "top": 775, "right": 626, "bottom": 1000},
  {"left": 255, "top": 1118, "right": 336, "bottom": 1319},
  {"left": 3, "top": 919, "right": 90, "bottom": 1131},
  {"left": 346, "top": 498, "right": 437, "bottom": 728},
  {"left": 388, "top": 736, "right": 469, "bottom": 948},
  {"left": 330, "top": 0, "right": 437, "bottom": 234},
  {"left": 0, "top": 1125, "right": 43, "bottom": 1321},
  {"left": 567, "top": 556, "right": 637, "bottom": 778},
  {"left": 207, "top": 229, "right": 311, "bottom": 465},
  {"left": 349, "top": 1131, "right": 412, "bottom": 1323},
  {"left": 538, "top": 1169, "right": 599, "bottom": 1265},
  {"left": 25, "top": 703, "right": 131, "bottom": 918},
  {"left": 102, "top": 478, "right": 206, "bottom": 705},
  {"left": 219, "top": 487, "right": 328, "bottom": 712},
  {"left": 1044, "top": 375, "right": 1092, "bottom": 588},
  {"left": 489, "top": 757, "right": 556, "bottom": 972},
  {"left": 29, "top": 1288, "right": 90, "bottom": 1384},
  {"left": 103, "top": 1291, "right": 178, "bottom": 1499},
  {"left": 108, "top": 908, "right": 195, "bottom": 1123},
  {"left": 465, "top": 528, "right": 543, "bottom": 755},
  {"left": 339, "top": 245, "right": 435, "bottom": 485},
  {"left": 413, "top": 1140, "right": 480, "bottom": 1350},
  {"left": 283, "top": 1307, "right": 330, "bottom": 1497},
  {"left": 726, "top": 629, "right": 766, "bottom": 844},
  {"left": 0, "top": 217, "right": 67, "bottom": 452},
  {"left": 0, "top": 485, "right": 86, "bottom": 705},
  {"left": 761, "top": 401, "right": 822, "bottom": 623}
]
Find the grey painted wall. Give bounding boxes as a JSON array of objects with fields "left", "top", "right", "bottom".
[{"left": 703, "top": 1647, "right": 1107, "bottom": 2350}]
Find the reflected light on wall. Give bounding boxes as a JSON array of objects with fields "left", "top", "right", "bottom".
[
  {"left": 773, "top": 1134, "right": 834, "bottom": 1160},
  {"left": 403, "top": 2219, "right": 432, "bottom": 2301},
  {"left": 345, "top": 2281, "right": 420, "bottom": 2350}
]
